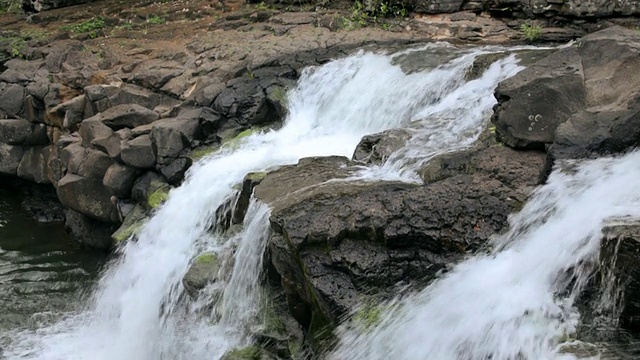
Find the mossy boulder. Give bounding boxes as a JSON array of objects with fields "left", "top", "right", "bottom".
[
  {"left": 182, "top": 252, "right": 221, "bottom": 297},
  {"left": 188, "top": 144, "right": 221, "bottom": 161},
  {"left": 147, "top": 182, "right": 171, "bottom": 209},
  {"left": 220, "top": 346, "right": 262, "bottom": 360},
  {"left": 111, "top": 204, "right": 148, "bottom": 244}
]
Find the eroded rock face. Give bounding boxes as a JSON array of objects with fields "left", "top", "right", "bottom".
[
  {"left": 255, "top": 147, "right": 545, "bottom": 327},
  {"left": 492, "top": 26, "right": 640, "bottom": 164}
]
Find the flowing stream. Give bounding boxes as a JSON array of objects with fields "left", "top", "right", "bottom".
[
  {"left": 4, "top": 42, "right": 636, "bottom": 360},
  {"left": 330, "top": 152, "right": 640, "bottom": 360}
]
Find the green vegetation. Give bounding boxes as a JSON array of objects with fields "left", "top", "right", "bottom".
[
  {"left": 245, "top": 171, "right": 267, "bottom": 183},
  {"left": 188, "top": 144, "right": 221, "bottom": 160},
  {"left": 521, "top": 23, "right": 543, "bottom": 42},
  {"left": 353, "top": 301, "right": 385, "bottom": 331},
  {"left": 255, "top": 1, "right": 272, "bottom": 11},
  {"left": 112, "top": 220, "right": 145, "bottom": 244},
  {"left": 0, "top": 30, "right": 47, "bottom": 59},
  {"left": 195, "top": 252, "right": 218, "bottom": 266},
  {"left": 147, "top": 15, "right": 166, "bottom": 25},
  {"left": 61, "top": 17, "right": 106, "bottom": 38},
  {"left": 0, "top": 0, "right": 20, "bottom": 14},
  {"left": 341, "top": 0, "right": 408, "bottom": 31},
  {"left": 221, "top": 346, "right": 262, "bottom": 360},
  {"left": 147, "top": 187, "right": 170, "bottom": 208},
  {"left": 221, "top": 128, "right": 262, "bottom": 149}
]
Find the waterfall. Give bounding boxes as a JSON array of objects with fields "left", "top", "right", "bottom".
[
  {"left": 330, "top": 152, "right": 640, "bottom": 360},
  {"left": 2, "top": 44, "right": 528, "bottom": 360}
]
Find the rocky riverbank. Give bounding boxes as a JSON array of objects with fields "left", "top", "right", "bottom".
[{"left": 3, "top": 0, "right": 640, "bottom": 358}]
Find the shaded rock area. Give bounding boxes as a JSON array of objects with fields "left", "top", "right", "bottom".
[
  {"left": 492, "top": 26, "right": 640, "bottom": 167},
  {"left": 600, "top": 221, "right": 640, "bottom": 333},
  {"left": 253, "top": 145, "right": 546, "bottom": 330}
]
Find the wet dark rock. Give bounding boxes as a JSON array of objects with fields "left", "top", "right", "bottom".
[
  {"left": 256, "top": 148, "right": 545, "bottom": 326},
  {"left": 111, "top": 203, "right": 148, "bottom": 243},
  {"left": 600, "top": 221, "right": 640, "bottom": 332},
  {"left": 158, "top": 157, "right": 192, "bottom": 185},
  {"left": 352, "top": 129, "right": 411, "bottom": 165},
  {"left": 492, "top": 47, "right": 586, "bottom": 150},
  {"left": 183, "top": 252, "right": 221, "bottom": 297},
  {"left": 492, "top": 26, "right": 640, "bottom": 164}
]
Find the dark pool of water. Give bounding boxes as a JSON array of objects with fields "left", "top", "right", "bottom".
[{"left": 0, "top": 186, "right": 106, "bottom": 335}]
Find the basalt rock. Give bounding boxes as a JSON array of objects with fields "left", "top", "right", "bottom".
[
  {"left": 492, "top": 26, "right": 640, "bottom": 166},
  {"left": 256, "top": 147, "right": 545, "bottom": 328}
]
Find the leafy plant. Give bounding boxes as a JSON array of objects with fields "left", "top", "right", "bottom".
[
  {"left": 1, "top": 30, "right": 46, "bottom": 59},
  {"left": 0, "top": 0, "right": 20, "bottom": 14},
  {"left": 147, "top": 15, "right": 166, "bottom": 25},
  {"left": 61, "top": 17, "right": 106, "bottom": 38},
  {"left": 521, "top": 23, "right": 543, "bottom": 42},
  {"left": 341, "top": 0, "right": 408, "bottom": 31}
]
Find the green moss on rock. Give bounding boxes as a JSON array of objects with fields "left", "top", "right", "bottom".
[
  {"left": 111, "top": 205, "right": 148, "bottom": 245},
  {"left": 353, "top": 302, "right": 384, "bottom": 331},
  {"left": 246, "top": 171, "right": 267, "bottom": 182},
  {"left": 221, "top": 346, "right": 261, "bottom": 360},
  {"left": 147, "top": 187, "right": 169, "bottom": 208},
  {"left": 188, "top": 144, "right": 221, "bottom": 161},
  {"left": 195, "top": 252, "right": 218, "bottom": 266}
]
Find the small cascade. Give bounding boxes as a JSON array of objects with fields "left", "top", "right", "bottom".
[
  {"left": 2, "top": 44, "right": 535, "bottom": 360},
  {"left": 330, "top": 152, "right": 640, "bottom": 360}
]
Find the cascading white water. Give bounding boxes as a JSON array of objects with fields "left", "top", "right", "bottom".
[
  {"left": 2, "top": 44, "right": 528, "bottom": 360},
  {"left": 330, "top": 152, "right": 640, "bottom": 360}
]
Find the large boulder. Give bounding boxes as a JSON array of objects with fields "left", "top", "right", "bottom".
[
  {"left": 103, "top": 163, "right": 137, "bottom": 198},
  {"left": 255, "top": 146, "right": 545, "bottom": 328},
  {"left": 0, "top": 83, "right": 26, "bottom": 118},
  {"left": 121, "top": 135, "right": 157, "bottom": 169},
  {"left": 492, "top": 26, "right": 640, "bottom": 163},
  {"left": 0, "top": 119, "right": 48, "bottom": 145},
  {"left": 0, "top": 143, "right": 24, "bottom": 176},
  {"left": 17, "top": 146, "right": 51, "bottom": 184},
  {"left": 56, "top": 173, "right": 119, "bottom": 222},
  {"left": 182, "top": 252, "right": 221, "bottom": 297},
  {"left": 85, "top": 104, "right": 159, "bottom": 130},
  {"left": 492, "top": 47, "right": 586, "bottom": 150},
  {"left": 64, "top": 209, "right": 117, "bottom": 250}
]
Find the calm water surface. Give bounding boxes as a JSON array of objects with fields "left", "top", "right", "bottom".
[{"left": 0, "top": 186, "right": 106, "bottom": 339}]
